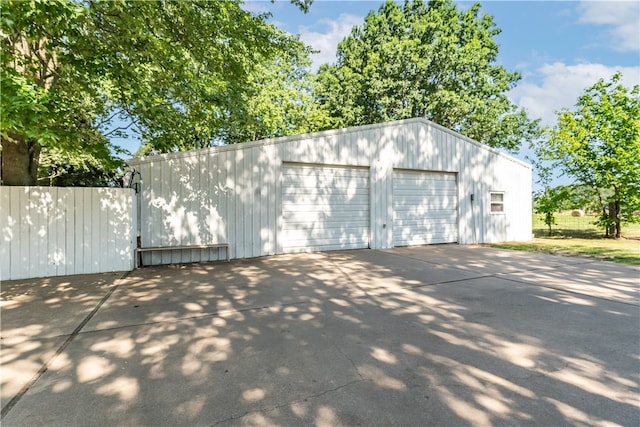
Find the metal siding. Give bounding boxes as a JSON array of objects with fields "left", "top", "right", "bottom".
[
  {"left": 181, "top": 158, "right": 193, "bottom": 263},
  {"left": 189, "top": 156, "right": 201, "bottom": 262},
  {"left": 250, "top": 147, "right": 260, "bottom": 257},
  {"left": 281, "top": 164, "right": 370, "bottom": 252},
  {"left": 127, "top": 117, "right": 532, "bottom": 259},
  {"left": 269, "top": 145, "right": 278, "bottom": 255},
  {"left": 15, "top": 188, "right": 28, "bottom": 279},
  {"left": 259, "top": 147, "right": 269, "bottom": 255},
  {"left": 104, "top": 189, "right": 117, "bottom": 272},
  {"left": 231, "top": 150, "right": 240, "bottom": 259},
  {"left": 78, "top": 189, "right": 89, "bottom": 273},
  {"left": 62, "top": 188, "right": 75, "bottom": 275},
  {"left": 148, "top": 161, "right": 161, "bottom": 265},
  {"left": 1, "top": 187, "right": 134, "bottom": 280},
  {"left": 160, "top": 158, "right": 171, "bottom": 264},
  {"left": 221, "top": 151, "right": 234, "bottom": 259},
  {"left": 204, "top": 152, "right": 213, "bottom": 260},
  {"left": 125, "top": 190, "right": 136, "bottom": 271},
  {"left": 41, "top": 188, "right": 57, "bottom": 277},
  {"left": 29, "top": 188, "right": 45, "bottom": 276},
  {"left": 139, "top": 164, "right": 151, "bottom": 263},
  {"left": 46, "top": 188, "right": 60, "bottom": 276},
  {"left": 0, "top": 187, "right": 11, "bottom": 279}
]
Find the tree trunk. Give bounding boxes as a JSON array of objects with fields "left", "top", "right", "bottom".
[
  {"left": 607, "top": 201, "right": 619, "bottom": 238},
  {"left": 0, "top": 133, "right": 40, "bottom": 186},
  {"left": 614, "top": 200, "right": 621, "bottom": 238}
]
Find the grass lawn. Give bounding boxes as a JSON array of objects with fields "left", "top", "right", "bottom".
[{"left": 490, "top": 212, "right": 640, "bottom": 265}]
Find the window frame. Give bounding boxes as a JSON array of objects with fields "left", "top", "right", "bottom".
[{"left": 490, "top": 191, "right": 505, "bottom": 214}]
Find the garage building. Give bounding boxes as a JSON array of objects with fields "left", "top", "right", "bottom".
[{"left": 128, "top": 118, "right": 532, "bottom": 265}]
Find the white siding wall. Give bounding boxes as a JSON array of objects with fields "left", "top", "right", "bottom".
[
  {"left": 129, "top": 118, "right": 532, "bottom": 264},
  {"left": 0, "top": 186, "right": 136, "bottom": 280}
]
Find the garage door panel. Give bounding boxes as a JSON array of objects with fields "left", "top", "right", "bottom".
[
  {"left": 284, "top": 241, "right": 370, "bottom": 253},
  {"left": 282, "top": 231, "right": 369, "bottom": 244},
  {"left": 283, "top": 204, "right": 369, "bottom": 214},
  {"left": 393, "top": 170, "right": 458, "bottom": 246},
  {"left": 283, "top": 173, "right": 370, "bottom": 183},
  {"left": 395, "top": 203, "right": 458, "bottom": 212},
  {"left": 282, "top": 164, "right": 370, "bottom": 253},
  {"left": 394, "top": 189, "right": 456, "bottom": 197},
  {"left": 283, "top": 214, "right": 369, "bottom": 225},
  {"left": 393, "top": 174, "right": 456, "bottom": 183},
  {"left": 282, "top": 193, "right": 368, "bottom": 204},
  {"left": 394, "top": 216, "right": 459, "bottom": 226}
]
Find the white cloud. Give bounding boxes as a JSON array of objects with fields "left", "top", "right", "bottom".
[
  {"left": 510, "top": 62, "right": 640, "bottom": 127},
  {"left": 578, "top": 1, "right": 640, "bottom": 51},
  {"left": 299, "top": 14, "right": 364, "bottom": 70}
]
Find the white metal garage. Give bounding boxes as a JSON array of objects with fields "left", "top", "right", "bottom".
[
  {"left": 392, "top": 170, "right": 458, "bottom": 246},
  {"left": 281, "top": 164, "right": 370, "bottom": 252},
  {"left": 127, "top": 118, "right": 533, "bottom": 265}
]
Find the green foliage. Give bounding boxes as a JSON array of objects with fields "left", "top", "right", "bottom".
[
  {"left": 314, "top": 0, "right": 539, "bottom": 151},
  {"left": 1, "top": 0, "right": 314, "bottom": 185},
  {"left": 533, "top": 187, "right": 570, "bottom": 235},
  {"left": 534, "top": 73, "right": 640, "bottom": 237},
  {"left": 532, "top": 184, "right": 604, "bottom": 214},
  {"left": 138, "top": 35, "right": 329, "bottom": 153}
]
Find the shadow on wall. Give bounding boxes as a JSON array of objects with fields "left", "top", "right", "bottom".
[
  {"left": 1, "top": 250, "right": 637, "bottom": 425},
  {"left": 133, "top": 119, "right": 494, "bottom": 264},
  {"left": 0, "top": 187, "right": 135, "bottom": 280}
]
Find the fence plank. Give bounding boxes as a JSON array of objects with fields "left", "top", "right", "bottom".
[
  {"left": 62, "top": 188, "right": 75, "bottom": 276},
  {"left": 1, "top": 186, "right": 135, "bottom": 280},
  {"left": 0, "top": 187, "right": 11, "bottom": 279}
]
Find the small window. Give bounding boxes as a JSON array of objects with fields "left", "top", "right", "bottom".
[{"left": 490, "top": 192, "right": 504, "bottom": 213}]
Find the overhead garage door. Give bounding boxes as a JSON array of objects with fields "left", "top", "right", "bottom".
[
  {"left": 393, "top": 170, "right": 458, "bottom": 246},
  {"left": 281, "top": 164, "right": 370, "bottom": 253}
]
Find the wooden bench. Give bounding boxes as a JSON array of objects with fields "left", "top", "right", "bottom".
[{"left": 137, "top": 243, "right": 230, "bottom": 267}]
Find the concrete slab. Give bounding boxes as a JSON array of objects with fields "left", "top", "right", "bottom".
[
  {"left": 2, "top": 247, "right": 639, "bottom": 426},
  {"left": 4, "top": 304, "right": 361, "bottom": 426},
  {"left": 388, "top": 244, "right": 589, "bottom": 274},
  {"left": 1, "top": 273, "right": 122, "bottom": 339},
  {"left": 0, "top": 273, "right": 122, "bottom": 410},
  {"left": 503, "top": 260, "right": 639, "bottom": 304}
]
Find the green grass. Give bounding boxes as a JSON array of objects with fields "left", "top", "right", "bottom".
[
  {"left": 532, "top": 212, "right": 640, "bottom": 239},
  {"left": 489, "top": 212, "right": 640, "bottom": 265}
]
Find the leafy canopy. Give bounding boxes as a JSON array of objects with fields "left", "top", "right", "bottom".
[
  {"left": 1, "top": 0, "right": 313, "bottom": 185},
  {"left": 314, "top": 0, "right": 539, "bottom": 151},
  {"left": 534, "top": 73, "right": 640, "bottom": 235}
]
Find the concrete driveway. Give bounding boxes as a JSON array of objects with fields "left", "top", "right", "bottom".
[{"left": 1, "top": 246, "right": 639, "bottom": 426}]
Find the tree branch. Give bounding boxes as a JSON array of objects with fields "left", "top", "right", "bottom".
[{"left": 103, "top": 121, "right": 135, "bottom": 137}]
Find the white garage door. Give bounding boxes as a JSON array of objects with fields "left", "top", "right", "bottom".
[
  {"left": 281, "top": 164, "right": 370, "bottom": 253},
  {"left": 393, "top": 170, "right": 458, "bottom": 246}
]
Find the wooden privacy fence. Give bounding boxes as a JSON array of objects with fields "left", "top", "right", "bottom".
[{"left": 0, "top": 186, "right": 136, "bottom": 281}]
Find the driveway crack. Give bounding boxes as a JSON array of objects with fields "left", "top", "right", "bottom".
[{"left": 1, "top": 282, "right": 120, "bottom": 420}]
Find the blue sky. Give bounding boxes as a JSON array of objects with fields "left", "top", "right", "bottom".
[
  {"left": 118, "top": 0, "right": 639, "bottom": 181},
  {"left": 237, "top": 0, "right": 639, "bottom": 188},
  {"left": 246, "top": 0, "right": 639, "bottom": 128}
]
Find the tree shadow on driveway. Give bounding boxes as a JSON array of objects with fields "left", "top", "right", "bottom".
[{"left": 2, "top": 247, "right": 638, "bottom": 426}]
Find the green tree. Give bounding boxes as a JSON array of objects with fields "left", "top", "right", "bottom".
[
  {"left": 314, "top": 0, "right": 539, "bottom": 151},
  {"left": 533, "top": 186, "right": 571, "bottom": 236},
  {"left": 139, "top": 38, "right": 329, "bottom": 152},
  {"left": 1, "top": 0, "right": 312, "bottom": 186},
  {"left": 534, "top": 73, "right": 640, "bottom": 238},
  {"left": 219, "top": 48, "right": 330, "bottom": 145}
]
